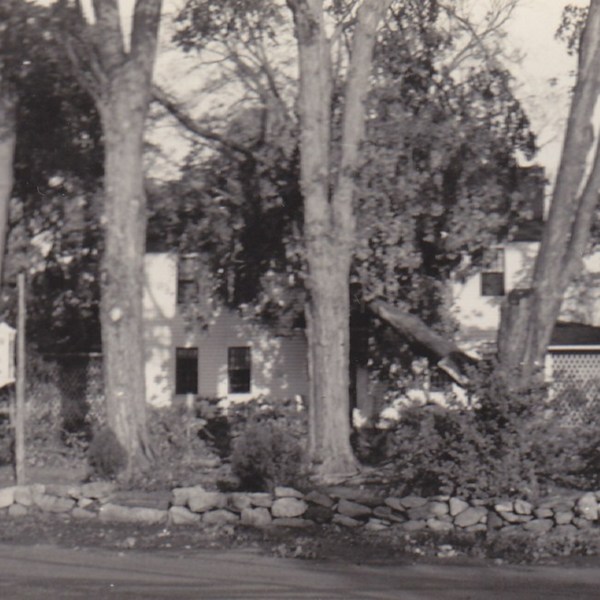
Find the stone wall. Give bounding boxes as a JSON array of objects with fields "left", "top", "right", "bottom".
[{"left": 0, "top": 482, "right": 598, "bottom": 537}]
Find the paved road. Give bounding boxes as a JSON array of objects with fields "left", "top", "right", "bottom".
[{"left": 0, "top": 543, "right": 599, "bottom": 599}]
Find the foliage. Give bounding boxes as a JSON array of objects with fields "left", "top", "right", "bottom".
[
  {"left": 87, "top": 427, "right": 128, "bottom": 480},
  {"left": 227, "top": 396, "right": 307, "bottom": 491},
  {"left": 142, "top": 404, "right": 219, "bottom": 488},
  {"left": 384, "top": 363, "right": 546, "bottom": 499},
  {"left": 0, "top": 1, "right": 104, "bottom": 352},
  {"left": 556, "top": 4, "right": 588, "bottom": 56},
  {"left": 230, "top": 417, "right": 306, "bottom": 492}
]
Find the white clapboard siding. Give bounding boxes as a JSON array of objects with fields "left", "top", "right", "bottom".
[{"left": 143, "top": 253, "right": 309, "bottom": 406}]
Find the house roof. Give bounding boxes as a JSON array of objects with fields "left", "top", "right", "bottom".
[{"left": 550, "top": 321, "right": 600, "bottom": 347}]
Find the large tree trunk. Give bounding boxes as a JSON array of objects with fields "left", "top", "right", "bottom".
[
  {"left": 98, "top": 72, "right": 153, "bottom": 478},
  {"left": 288, "top": 0, "right": 390, "bottom": 480},
  {"left": 0, "top": 79, "right": 15, "bottom": 289},
  {"left": 498, "top": 0, "right": 600, "bottom": 384},
  {"left": 61, "top": 0, "right": 163, "bottom": 479}
]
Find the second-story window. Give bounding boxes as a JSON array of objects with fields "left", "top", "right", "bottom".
[
  {"left": 177, "top": 254, "right": 199, "bottom": 304},
  {"left": 481, "top": 248, "right": 505, "bottom": 296}
]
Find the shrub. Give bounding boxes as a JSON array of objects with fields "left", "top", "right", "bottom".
[
  {"left": 388, "top": 361, "right": 547, "bottom": 499},
  {"left": 87, "top": 427, "right": 127, "bottom": 479},
  {"left": 230, "top": 416, "right": 306, "bottom": 492}
]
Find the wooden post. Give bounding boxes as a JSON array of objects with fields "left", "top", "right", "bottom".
[{"left": 14, "top": 272, "right": 25, "bottom": 485}]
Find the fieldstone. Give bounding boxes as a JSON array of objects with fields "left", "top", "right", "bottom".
[
  {"left": 98, "top": 503, "right": 167, "bottom": 525},
  {"left": 332, "top": 514, "right": 361, "bottom": 528},
  {"left": 365, "top": 518, "right": 389, "bottom": 532},
  {"left": 44, "top": 484, "right": 75, "bottom": 498},
  {"left": 0, "top": 487, "right": 15, "bottom": 509},
  {"left": 305, "top": 490, "right": 334, "bottom": 508},
  {"left": 534, "top": 507, "right": 554, "bottom": 519},
  {"left": 240, "top": 507, "right": 272, "bottom": 528},
  {"left": 554, "top": 511, "right": 574, "bottom": 525},
  {"left": 34, "top": 494, "right": 76, "bottom": 513},
  {"left": 188, "top": 491, "right": 227, "bottom": 514},
  {"left": 427, "top": 518, "right": 453, "bottom": 533},
  {"left": 384, "top": 497, "right": 405, "bottom": 512},
  {"left": 539, "top": 497, "right": 575, "bottom": 511},
  {"left": 465, "top": 524, "right": 488, "bottom": 533},
  {"left": 408, "top": 505, "right": 433, "bottom": 521},
  {"left": 499, "top": 511, "right": 531, "bottom": 524},
  {"left": 109, "top": 491, "right": 171, "bottom": 510},
  {"left": 554, "top": 524, "right": 578, "bottom": 537},
  {"left": 427, "top": 501, "right": 449, "bottom": 517},
  {"left": 169, "top": 506, "right": 201, "bottom": 525},
  {"left": 326, "top": 487, "right": 382, "bottom": 507},
  {"left": 203, "top": 509, "right": 239, "bottom": 527},
  {"left": 524, "top": 519, "right": 554, "bottom": 534},
  {"left": 171, "top": 486, "right": 199, "bottom": 507},
  {"left": 573, "top": 517, "right": 593, "bottom": 530},
  {"left": 304, "top": 504, "right": 334, "bottom": 524},
  {"left": 13, "top": 486, "right": 33, "bottom": 507},
  {"left": 514, "top": 499, "right": 533, "bottom": 516},
  {"left": 454, "top": 507, "right": 487, "bottom": 528},
  {"left": 272, "top": 518, "right": 313, "bottom": 528},
  {"left": 271, "top": 497, "right": 307, "bottom": 518},
  {"left": 449, "top": 497, "right": 469, "bottom": 517},
  {"left": 400, "top": 496, "right": 427, "bottom": 509},
  {"left": 71, "top": 507, "right": 96, "bottom": 520},
  {"left": 248, "top": 493, "right": 273, "bottom": 508},
  {"left": 373, "top": 505, "right": 405, "bottom": 523},
  {"left": 576, "top": 493, "right": 598, "bottom": 521},
  {"left": 80, "top": 481, "right": 117, "bottom": 500},
  {"left": 274, "top": 486, "right": 304, "bottom": 499},
  {"left": 8, "top": 504, "right": 27, "bottom": 517},
  {"left": 337, "top": 499, "right": 371, "bottom": 519},
  {"left": 494, "top": 500, "right": 513, "bottom": 513},
  {"left": 403, "top": 520, "right": 427, "bottom": 532},
  {"left": 229, "top": 493, "right": 252, "bottom": 512},
  {"left": 78, "top": 497, "right": 94, "bottom": 509},
  {"left": 486, "top": 511, "right": 505, "bottom": 532}
]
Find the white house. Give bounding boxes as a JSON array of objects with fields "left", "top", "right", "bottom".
[
  {"left": 450, "top": 234, "right": 600, "bottom": 394},
  {"left": 143, "top": 253, "right": 309, "bottom": 407}
]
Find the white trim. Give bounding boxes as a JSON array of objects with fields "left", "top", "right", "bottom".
[{"left": 548, "top": 345, "right": 600, "bottom": 352}]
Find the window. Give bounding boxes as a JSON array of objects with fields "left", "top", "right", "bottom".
[
  {"left": 481, "top": 249, "right": 505, "bottom": 296},
  {"left": 177, "top": 255, "right": 199, "bottom": 304},
  {"left": 175, "top": 347, "right": 198, "bottom": 395},
  {"left": 228, "top": 347, "right": 251, "bottom": 394}
]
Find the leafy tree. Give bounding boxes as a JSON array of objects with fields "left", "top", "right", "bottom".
[
  {"left": 170, "top": 0, "right": 535, "bottom": 478},
  {"left": 0, "top": 1, "right": 103, "bottom": 352},
  {"left": 55, "top": 0, "right": 163, "bottom": 479}
]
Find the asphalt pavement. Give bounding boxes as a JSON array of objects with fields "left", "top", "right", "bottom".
[{"left": 0, "top": 543, "right": 599, "bottom": 599}]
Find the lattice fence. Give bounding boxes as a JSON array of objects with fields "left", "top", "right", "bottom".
[{"left": 549, "top": 351, "right": 600, "bottom": 426}]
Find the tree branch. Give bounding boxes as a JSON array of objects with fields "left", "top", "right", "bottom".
[
  {"left": 369, "top": 299, "right": 476, "bottom": 384},
  {"left": 151, "top": 85, "right": 258, "bottom": 161}
]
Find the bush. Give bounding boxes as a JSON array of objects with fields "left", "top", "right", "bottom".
[
  {"left": 388, "top": 361, "right": 546, "bottom": 499},
  {"left": 141, "top": 404, "right": 220, "bottom": 489},
  {"left": 87, "top": 427, "right": 127, "bottom": 479},
  {"left": 230, "top": 416, "right": 306, "bottom": 492},
  {"left": 226, "top": 397, "right": 307, "bottom": 492}
]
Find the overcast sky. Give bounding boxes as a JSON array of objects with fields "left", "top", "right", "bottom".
[{"left": 505, "top": 0, "right": 587, "bottom": 183}]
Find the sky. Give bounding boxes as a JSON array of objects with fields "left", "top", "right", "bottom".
[{"left": 505, "top": 0, "right": 587, "bottom": 183}]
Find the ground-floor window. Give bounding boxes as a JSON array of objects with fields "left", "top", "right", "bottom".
[
  {"left": 175, "top": 347, "right": 198, "bottom": 394},
  {"left": 228, "top": 346, "right": 251, "bottom": 393}
]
